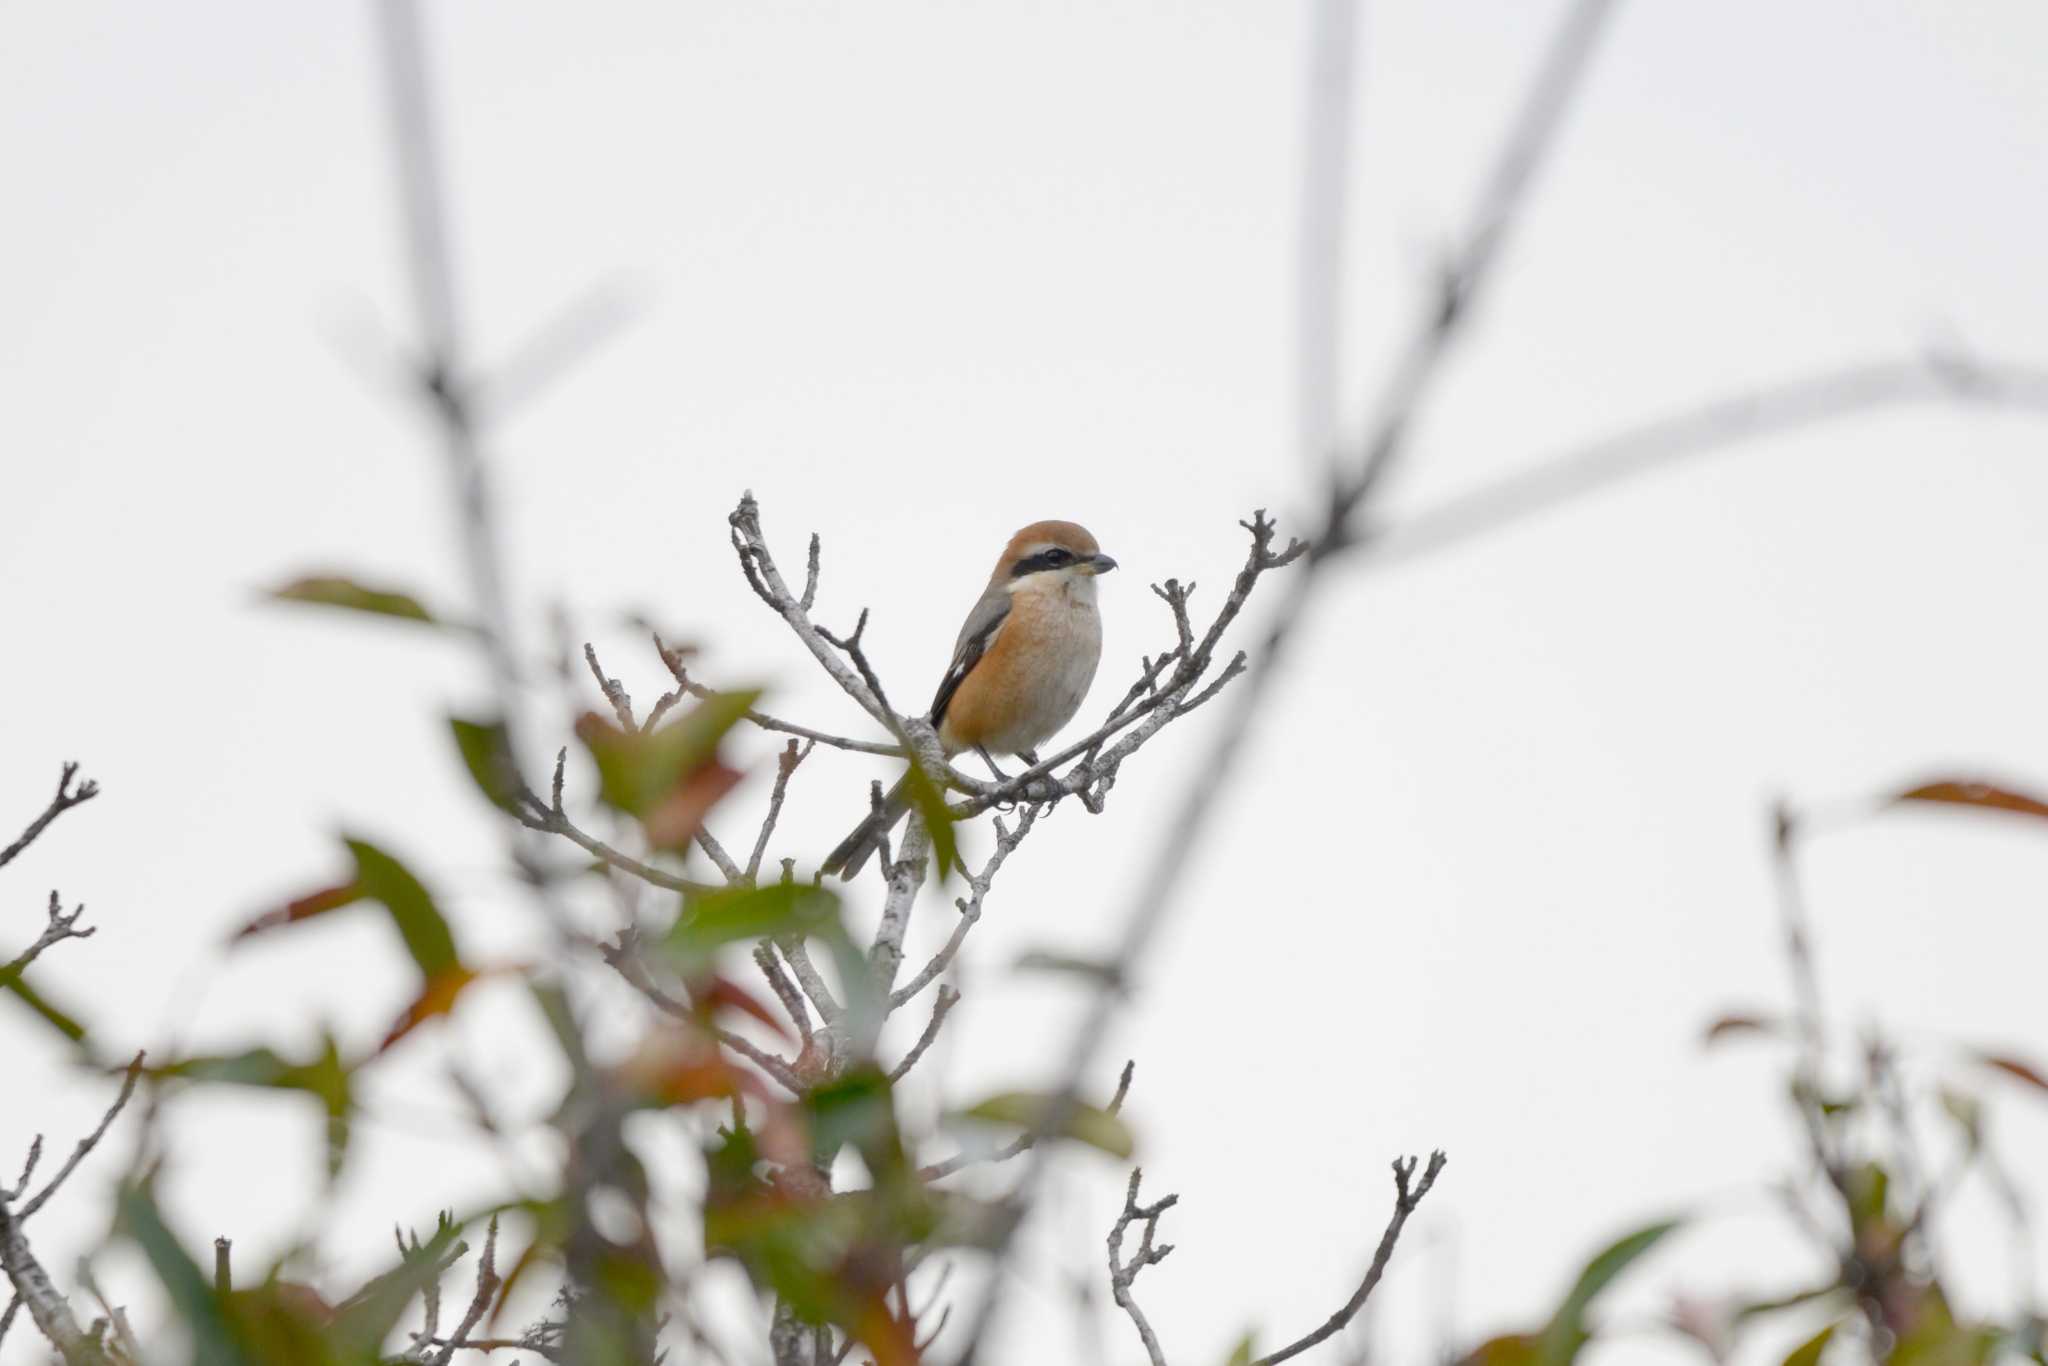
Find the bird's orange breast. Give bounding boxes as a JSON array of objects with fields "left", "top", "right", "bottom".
[{"left": 939, "top": 582, "right": 1102, "bottom": 756}]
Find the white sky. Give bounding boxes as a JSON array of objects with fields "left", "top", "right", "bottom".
[{"left": 6, "top": 2, "right": 2048, "bottom": 1362}]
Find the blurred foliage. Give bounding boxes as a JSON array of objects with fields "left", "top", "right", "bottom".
[
  {"left": 15, "top": 565, "right": 2048, "bottom": 1366},
  {"left": 265, "top": 574, "right": 446, "bottom": 628}
]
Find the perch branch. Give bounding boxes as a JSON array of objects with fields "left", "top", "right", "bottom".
[{"left": 952, "top": 1, "right": 1615, "bottom": 1353}]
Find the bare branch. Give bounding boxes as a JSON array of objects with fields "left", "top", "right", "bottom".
[
  {"left": 1, "top": 1143, "right": 39, "bottom": 1204},
  {"left": 869, "top": 813, "right": 932, "bottom": 996},
  {"left": 655, "top": 636, "right": 902, "bottom": 756},
  {"left": 0, "top": 893, "right": 98, "bottom": 992},
  {"left": 1107, "top": 1169, "right": 1180, "bottom": 1366},
  {"left": 801, "top": 533, "right": 822, "bottom": 612},
  {"left": 1368, "top": 354, "right": 2048, "bottom": 567},
  {"left": 423, "top": 1215, "right": 501, "bottom": 1366},
  {"left": 0, "top": 765, "right": 99, "bottom": 871},
  {"left": 514, "top": 788, "right": 717, "bottom": 896},
  {"left": 920, "top": 1061, "right": 1132, "bottom": 1184},
  {"left": 0, "top": 1202, "right": 105, "bottom": 1364},
  {"left": 753, "top": 942, "right": 813, "bottom": 1047},
  {"left": 19, "top": 1053, "right": 144, "bottom": 1220},
  {"left": 776, "top": 936, "right": 843, "bottom": 1030},
  {"left": 583, "top": 643, "right": 637, "bottom": 729},
  {"left": 604, "top": 937, "right": 805, "bottom": 1094},
  {"left": 728, "top": 493, "right": 899, "bottom": 731},
  {"left": 1251, "top": 1151, "right": 1447, "bottom": 1366},
  {"left": 817, "top": 608, "right": 897, "bottom": 721},
  {"left": 889, "top": 986, "right": 959, "bottom": 1083},
  {"left": 889, "top": 807, "right": 1039, "bottom": 1011},
  {"left": 692, "top": 826, "right": 746, "bottom": 887},
  {"left": 747, "top": 739, "right": 814, "bottom": 884}
]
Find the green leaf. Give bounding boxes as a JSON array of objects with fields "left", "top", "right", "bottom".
[
  {"left": 0, "top": 968, "right": 87, "bottom": 1043},
  {"left": 898, "top": 756, "right": 960, "bottom": 882},
  {"left": 1781, "top": 1320, "right": 1838, "bottom": 1366},
  {"left": 1013, "top": 949, "right": 1122, "bottom": 986},
  {"left": 151, "top": 1034, "right": 356, "bottom": 1180},
  {"left": 666, "top": 883, "right": 844, "bottom": 971},
  {"left": 1222, "top": 1333, "right": 1258, "bottom": 1366},
  {"left": 267, "top": 573, "right": 439, "bottom": 626},
  {"left": 117, "top": 1184, "right": 261, "bottom": 1366},
  {"left": 805, "top": 1066, "right": 902, "bottom": 1169},
  {"left": 347, "top": 838, "right": 460, "bottom": 979},
  {"left": 578, "top": 691, "right": 759, "bottom": 819},
  {"left": 233, "top": 837, "right": 462, "bottom": 984},
  {"left": 959, "top": 1091, "right": 1134, "bottom": 1159},
  {"left": 1846, "top": 1162, "right": 1891, "bottom": 1232},
  {"left": 328, "top": 1213, "right": 464, "bottom": 1355},
  {"left": 1533, "top": 1218, "right": 1682, "bottom": 1364},
  {"left": 449, "top": 714, "right": 520, "bottom": 812}
]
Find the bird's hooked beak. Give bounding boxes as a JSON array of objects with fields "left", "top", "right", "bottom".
[{"left": 1082, "top": 553, "right": 1119, "bottom": 576}]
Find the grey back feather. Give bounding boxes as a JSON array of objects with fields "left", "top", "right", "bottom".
[{"left": 928, "top": 585, "right": 1012, "bottom": 726}]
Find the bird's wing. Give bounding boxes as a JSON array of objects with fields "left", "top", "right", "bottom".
[{"left": 928, "top": 587, "right": 1011, "bottom": 727}]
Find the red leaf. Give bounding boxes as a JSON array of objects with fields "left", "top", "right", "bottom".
[
  {"left": 378, "top": 965, "right": 482, "bottom": 1053},
  {"left": 645, "top": 761, "right": 742, "bottom": 851},
  {"left": 703, "top": 975, "right": 794, "bottom": 1043},
  {"left": 1975, "top": 1051, "right": 2048, "bottom": 1094},
  {"left": 1703, "top": 1013, "right": 1780, "bottom": 1047},
  {"left": 1895, "top": 780, "right": 2048, "bottom": 823},
  {"left": 616, "top": 1027, "right": 764, "bottom": 1106},
  {"left": 233, "top": 882, "right": 361, "bottom": 941}
]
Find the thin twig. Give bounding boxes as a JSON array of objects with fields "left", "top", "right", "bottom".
[
  {"left": 1251, "top": 1152, "right": 1447, "bottom": 1366},
  {"left": 19, "top": 1053, "right": 144, "bottom": 1221},
  {"left": 424, "top": 1215, "right": 501, "bottom": 1365},
  {"left": 605, "top": 939, "right": 804, "bottom": 1094},
  {"left": 1368, "top": 354, "right": 2048, "bottom": 567},
  {"left": 753, "top": 942, "right": 813, "bottom": 1047},
  {"left": 889, "top": 986, "right": 959, "bottom": 1083},
  {"left": 515, "top": 787, "right": 716, "bottom": 895},
  {"left": 0, "top": 765, "right": 99, "bottom": 871},
  {"left": 0, "top": 893, "right": 98, "bottom": 991},
  {"left": 653, "top": 644, "right": 902, "bottom": 756},
  {"left": 889, "top": 808, "right": 1039, "bottom": 1011},
  {"left": 1107, "top": 1169, "right": 1179, "bottom": 1366},
  {"left": 583, "top": 644, "right": 637, "bottom": 730},
  {"left": 747, "top": 739, "right": 813, "bottom": 884}
]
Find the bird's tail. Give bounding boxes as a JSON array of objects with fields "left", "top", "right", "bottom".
[{"left": 821, "top": 775, "right": 911, "bottom": 880}]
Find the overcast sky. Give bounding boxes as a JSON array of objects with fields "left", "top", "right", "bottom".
[{"left": 7, "top": 2, "right": 2048, "bottom": 1362}]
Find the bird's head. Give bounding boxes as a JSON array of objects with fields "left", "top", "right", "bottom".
[{"left": 995, "top": 521, "right": 1118, "bottom": 594}]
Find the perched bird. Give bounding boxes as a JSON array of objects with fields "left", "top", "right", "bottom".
[{"left": 821, "top": 521, "right": 1118, "bottom": 878}]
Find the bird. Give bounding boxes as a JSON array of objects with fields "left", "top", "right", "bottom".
[{"left": 821, "top": 520, "right": 1118, "bottom": 878}]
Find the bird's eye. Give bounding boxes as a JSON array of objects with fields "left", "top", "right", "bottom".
[{"left": 1044, "top": 548, "right": 1071, "bottom": 565}]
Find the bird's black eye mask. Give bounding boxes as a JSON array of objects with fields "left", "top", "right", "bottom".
[{"left": 1009, "top": 546, "right": 1075, "bottom": 577}]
